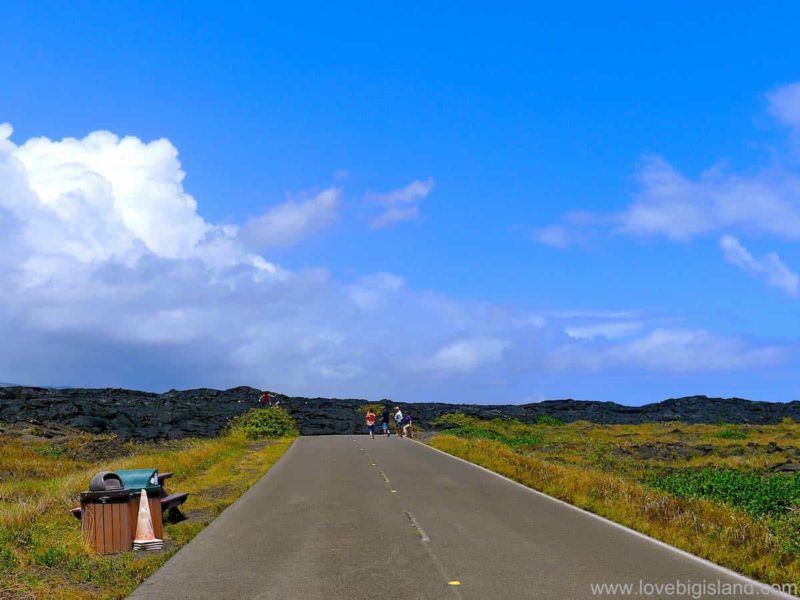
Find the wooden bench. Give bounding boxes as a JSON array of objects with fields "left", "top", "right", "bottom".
[{"left": 161, "top": 492, "right": 189, "bottom": 515}]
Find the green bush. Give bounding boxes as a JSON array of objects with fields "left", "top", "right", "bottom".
[
  {"left": 231, "top": 407, "right": 299, "bottom": 439},
  {"left": 713, "top": 428, "right": 747, "bottom": 440},
  {"left": 433, "top": 413, "right": 475, "bottom": 428},
  {"left": 33, "top": 444, "right": 67, "bottom": 458},
  {"left": 648, "top": 468, "right": 800, "bottom": 517},
  {"left": 535, "top": 414, "right": 564, "bottom": 426},
  {"left": 436, "top": 413, "right": 542, "bottom": 450},
  {"left": 505, "top": 434, "right": 545, "bottom": 449}
]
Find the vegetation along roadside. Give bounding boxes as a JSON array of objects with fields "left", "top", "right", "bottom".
[{"left": 0, "top": 407, "right": 296, "bottom": 600}]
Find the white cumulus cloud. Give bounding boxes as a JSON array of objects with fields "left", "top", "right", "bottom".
[{"left": 0, "top": 124, "right": 787, "bottom": 400}]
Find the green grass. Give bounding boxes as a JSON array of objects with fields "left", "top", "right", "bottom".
[{"left": 0, "top": 421, "right": 295, "bottom": 599}]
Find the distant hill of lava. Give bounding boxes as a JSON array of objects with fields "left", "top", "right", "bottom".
[{"left": 1, "top": 386, "right": 799, "bottom": 439}]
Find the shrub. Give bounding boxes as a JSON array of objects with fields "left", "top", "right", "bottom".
[
  {"left": 33, "top": 444, "right": 67, "bottom": 458},
  {"left": 434, "top": 413, "right": 476, "bottom": 428},
  {"left": 648, "top": 468, "right": 800, "bottom": 517},
  {"left": 713, "top": 428, "right": 747, "bottom": 440},
  {"left": 535, "top": 414, "right": 564, "bottom": 426},
  {"left": 436, "top": 413, "right": 541, "bottom": 450},
  {"left": 449, "top": 425, "right": 506, "bottom": 443},
  {"left": 505, "top": 434, "right": 544, "bottom": 450},
  {"left": 231, "top": 407, "right": 299, "bottom": 439}
]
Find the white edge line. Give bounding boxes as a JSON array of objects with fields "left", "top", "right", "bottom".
[{"left": 412, "top": 439, "right": 798, "bottom": 600}]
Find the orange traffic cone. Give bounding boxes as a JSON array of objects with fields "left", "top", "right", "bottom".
[{"left": 133, "top": 489, "right": 164, "bottom": 551}]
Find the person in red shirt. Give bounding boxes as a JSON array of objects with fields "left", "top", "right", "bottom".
[
  {"left": 365, "top": 409, "right": 377, "bottom": 439},
  {"left": 258, "top": 391, "right": 272, "bottom": 406}
]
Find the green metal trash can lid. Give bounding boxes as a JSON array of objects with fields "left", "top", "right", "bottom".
[{"left": 115, "top": 468, "right": 160, "bottom": 491}]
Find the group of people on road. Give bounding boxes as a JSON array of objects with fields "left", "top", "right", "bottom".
[{"left": 365, "top": 406, "right": 412, "bottom": 439}]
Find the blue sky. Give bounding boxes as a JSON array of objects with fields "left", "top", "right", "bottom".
[{"left": 1, "top": 2, "right": 799, "bottom": 403}]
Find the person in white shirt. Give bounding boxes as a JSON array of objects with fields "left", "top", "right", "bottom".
[{"left": 393, "top": 407, "right": 404, "bottom": 438}]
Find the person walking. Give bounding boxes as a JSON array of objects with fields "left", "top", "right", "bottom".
[
  {"left": 401, "top": 413, "right": 413, "bottom": 439},
  {"left": 365, "top": 409, "right": 377, "bottom": 439},
  {"left": 393, "top": 407, "right": 404, "bottom": 438},
  {"left": 381, "top": 406, "right": 391, "bottom": 437}
]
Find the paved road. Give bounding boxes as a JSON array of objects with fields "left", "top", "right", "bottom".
[{"left": 130, "top": 436, "right": 793, "bottom": 600}]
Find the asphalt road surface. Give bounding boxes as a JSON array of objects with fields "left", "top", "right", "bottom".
[{"left": 130, "top": 435, "right": 795, "bottom": 600}]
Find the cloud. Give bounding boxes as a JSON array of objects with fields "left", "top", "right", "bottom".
[
  {"left": 348, "top": 272, "right": 405, "bottom": 311},
  {"left": 616, "top": 156, "right": 800, "bottom": 241},
  {"left": 549, "top": 328, "right": 785, "bottom": 372},
  {"left": 0, "top": 123, "right": 787, "bottom": 400},
  {"left": 0, "top": 125, "right": 273, "bottom": 276},
  {"left": 367, "top": 178, "right": 433, "bottom": 228},
  {"left": 536, "top": 83, "right": 800, "bottom": 248},
  {"left": 768, "top": 83, "right": 800, "bottom": 130},
  {"left": 532, "top": 211, "right": 601, "bottom": 248},
  {"left": 427, "top": 338, "right": 509, "bottom": 373},
  {"left": 242, "top": 188, "right": 340, "bottom": 248},
  {"left": 720, "top": 235, "right": 799, "bottom": 297},
  {"left": 565, "top": 321, "right": 643, "bottom": 340},
  {"left": 533, "top": 224, "right": 572, "bottom": 248}
]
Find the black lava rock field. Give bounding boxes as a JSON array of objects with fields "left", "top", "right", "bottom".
[{"left": 1, "top": 386, "right": 800, "bottom": 439}]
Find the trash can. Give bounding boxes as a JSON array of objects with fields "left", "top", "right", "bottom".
[
  {"left": 80, "top": 469, "right": 164, "bottom": 554},
  {"left": 115, "top": 469, "right": 160, "bottom": 493},
  {"left": 80, "top": 489, "right": 135, "bottom": 555},
  {"left": 88, "top": 471, "right": 123, "bottom": 491}
]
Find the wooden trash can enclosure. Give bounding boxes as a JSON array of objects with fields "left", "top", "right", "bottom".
[
  {"left": 80, "top": 488, "right": 163, "bottom": 555},
  {"left": 75, "top": 467, "right": 188, "bottom": 555}
]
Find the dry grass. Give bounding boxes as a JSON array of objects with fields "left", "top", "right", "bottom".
[
  {"left": 0, "top": 427, "right": 294, "bottom": 599},
  {"left": 430, "top": 416, "right": 800, "bottom": 588}
]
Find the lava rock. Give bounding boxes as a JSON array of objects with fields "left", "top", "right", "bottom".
[{"left": 1, "top": 387, "right": 800, "bottom": 440}]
